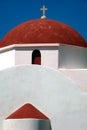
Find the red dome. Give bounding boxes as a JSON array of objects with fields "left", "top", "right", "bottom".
[
  {"left": 0, "top": 41, "right": 2, "bottom": 44},
  {"left": 1, "top": 19, "right": 87, "bottom": 47}
]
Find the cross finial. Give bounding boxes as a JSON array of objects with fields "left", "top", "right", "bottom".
[{"left": 40, "top": 5, "right": 48, "bottom": 19}]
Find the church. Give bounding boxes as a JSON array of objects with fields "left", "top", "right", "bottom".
[{"left": 0, "top": 5, "right": 87, "bottom": 130}]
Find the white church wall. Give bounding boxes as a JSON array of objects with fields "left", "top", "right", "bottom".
[
  {"left": 41, "top": 47, "right": 58, "bottom": 69},
  {"left": 4, "top": 119, "right": 51, "bottom": 130},
  {"left": 0, "top": 43, "right": 86, "bottom": 70},
  {"left": 59, "top": 44, "right": 87, "bottom": 68},
  {"left": 60, "top": 69, "right": 87, "bottom": 92},
  {"left": 0, "top": 50, "right": 15, "bottom": 70},
  {"left": 0, "top": 65, "right": 87, "bottom": 130},
  {"left": 15, "top": 45, "right": 59, "bottom": 69},
  {"left": 15, "top": 48, "right": 32, "bottom": 65}
]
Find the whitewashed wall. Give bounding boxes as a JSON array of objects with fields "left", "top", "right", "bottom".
[
  {"left": 41, "top": 47, "right": 58, "bottom": 69},
  {"left": 0, "top": 50, "right": 15, "bottom": 70},
  {"left": 15, "top": 46, "right": 58, "bottom": 69},
  {"left": 59, "top": 44, "right": 87, "bottom": 68},
  {"left": 0, "top": 65, "right": 87, "bottom": 130},
  {"left": 15, "top": 48, "right": 32, "bottom": 65},
  {"left": 0, "top": 43, "right": 86, "bottom": 70}
]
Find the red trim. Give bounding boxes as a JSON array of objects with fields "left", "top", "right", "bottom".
[{"left": 6, "top": 103, "right": 49, "bottom": 120}]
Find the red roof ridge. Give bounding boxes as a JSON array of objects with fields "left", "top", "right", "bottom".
[{"left": 6, "top": 103, "right": 49, "bottom": 120}]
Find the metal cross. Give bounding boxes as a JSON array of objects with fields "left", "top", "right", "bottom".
[{"left": 40, "top": 5, "right": 47, "bottom": 18}]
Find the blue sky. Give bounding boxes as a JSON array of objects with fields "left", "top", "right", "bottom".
[{"left": 0, "top": 0, "right": 87, "bottom": 41}]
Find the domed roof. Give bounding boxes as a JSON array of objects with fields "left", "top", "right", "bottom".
[
  {"left": 0, "top": 41, "right": 2, "bottom": 44},
  {"left": 0, "top": 41, "right": 3, "bottom": 47},
  {"left": 1, "top": 19, "right": 87, "bottom": 47},
  {"left": 6, "top": 103, "right": 49, "bottom": 119}
]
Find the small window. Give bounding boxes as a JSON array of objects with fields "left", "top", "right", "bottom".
[{"left": 32, "top": 49, "right": 41, "bottom": 65}]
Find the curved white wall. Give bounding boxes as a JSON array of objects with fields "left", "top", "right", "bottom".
[{"left": 0, "top": 65, "right": 87, "bottom": 130}]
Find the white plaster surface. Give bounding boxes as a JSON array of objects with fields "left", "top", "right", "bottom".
[
  {"left": 0, "top": 65, "right": 87, "bottom": 130},
  {"left": 60, "top": 69, "right": 87, "bottom": 92},
  {"left": 15, "top": 48, "right": 32, "bottom": 65},
  {"left": 4, "top": 119, "right": 51, "bottom": 130},
  {"left": 15, "top": 46, "right": 58, "bottom": 69},
  {"left": 59, "top": 44, "right": 87, "bottom": 68},
  {"left": 0, "top": 50, "right": 15, "bottom": 70},
  {"left": 41, "top": 48, "right": 58, "bottom": 69}
]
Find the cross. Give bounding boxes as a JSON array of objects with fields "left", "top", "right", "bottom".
[{"left": 40, "top": 5, "right": 47, "bottom": 18}]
